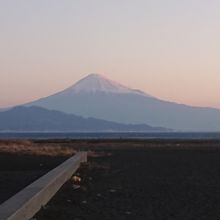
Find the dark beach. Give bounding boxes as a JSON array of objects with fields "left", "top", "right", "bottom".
[
  {"left": 1, "top": 139, "right": 220, "bottom": 219},
  {"left": 0, "top": 140, "right": 73, "bottom": 204},
  {"left": 32, "top": 139, "right": 220, "bottom": 220}
]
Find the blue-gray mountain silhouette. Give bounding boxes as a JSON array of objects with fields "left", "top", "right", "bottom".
[
  {"left": 26, "top": 74, "right": 220, "bottom": 131},
  {"left": 0, "top": 106, "right": 168, "bottom": 132}
]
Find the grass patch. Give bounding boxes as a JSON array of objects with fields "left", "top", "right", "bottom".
[{"left": 0, "top": 140, "right": 75, "bottom": 157}]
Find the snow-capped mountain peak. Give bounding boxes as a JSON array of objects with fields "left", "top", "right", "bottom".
[{"left": 64, "top": 73, "right": 150, "bottom": 96}]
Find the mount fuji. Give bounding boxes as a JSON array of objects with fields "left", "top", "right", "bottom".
[
  {"left": 65, "top": 73, "right": 148, "bottom": 95},
  {"left": 26, "top": 73, "right": 220, "bottom": 131}
]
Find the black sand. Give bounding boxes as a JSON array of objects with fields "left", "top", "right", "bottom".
[
  {"left": 0, "top": 153, "right": 67, "bottom": 204},
  {"left": 34, "top": 140, "right": 220, "bottom": 220}
]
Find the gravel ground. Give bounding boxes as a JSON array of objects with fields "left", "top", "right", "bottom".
[
  {"left": 35, "top": 144, "right": 220, "bottom": 220},
  {"left": 0, "top": 153, "right": 67, "bottom": 204}
]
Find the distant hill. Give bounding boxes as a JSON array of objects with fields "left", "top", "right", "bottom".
[
  {"left": 0, "top": 106, "right": 169, "bottom": 132},
  {"left": 25, "top": 73, "right": 220, "bottom": 131}
]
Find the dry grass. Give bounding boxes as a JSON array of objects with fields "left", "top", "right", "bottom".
[{"left": 0, "top": 140, "right": 76, "bottom": 157}]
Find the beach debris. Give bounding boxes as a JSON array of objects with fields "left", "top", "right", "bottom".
[
  {"left": 42, "top": 205, "right": 49, "bottom": 210},
  {"left": 72, "top": 175, "right": 82, "bottom": 183},
  {"left": 109, "top": 189, "right": 117, "bottom": 193},
  {"left": 97, "top": 193, "right": 102, "bottom": 197},
  {"left": 72, "top": 184, "right": 81, "bottom": 190},
  {"left": 125, "top": 211, "right": 132, "bottom": 215}
]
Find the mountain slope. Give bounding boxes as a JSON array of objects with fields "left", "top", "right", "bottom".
[
  {"left": 26, "top": 74, "right": 220, "bottom": 131},
  {"left": 0, "top": 106, "right": 168, "bottom": 132}
]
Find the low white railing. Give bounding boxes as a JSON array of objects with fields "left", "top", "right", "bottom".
[{"left": 0, "top": 152, "right": 87, "bottom": 220}]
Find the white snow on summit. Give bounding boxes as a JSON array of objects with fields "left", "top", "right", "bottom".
[{"left": 64, "top": 73, "right": 151, "bottom": 96}]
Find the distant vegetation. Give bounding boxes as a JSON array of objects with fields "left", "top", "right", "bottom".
[{"left": 0, "top": 140, "right": 75, "bottom": 156}]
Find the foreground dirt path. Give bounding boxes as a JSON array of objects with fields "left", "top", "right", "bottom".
[{"left": 35, "top": 147, "right": 220, "bottom": 220}]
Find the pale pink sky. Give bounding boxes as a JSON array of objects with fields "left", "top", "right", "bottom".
[{"left": 1, "top": 1, "right": 220, "bottom": 108}]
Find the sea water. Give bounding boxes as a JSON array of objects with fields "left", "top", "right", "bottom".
[{"left": 0, "top": 132, "right": 220, "bottom": 140}]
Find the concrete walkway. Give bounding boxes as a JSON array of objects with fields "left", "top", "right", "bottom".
[{"left": 0, "top": 152, "right": 87, "bottom": 220}]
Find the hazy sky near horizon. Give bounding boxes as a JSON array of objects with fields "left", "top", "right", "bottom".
[{"left": 1, "top": 0, "right": 220, "bottom": 108}]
